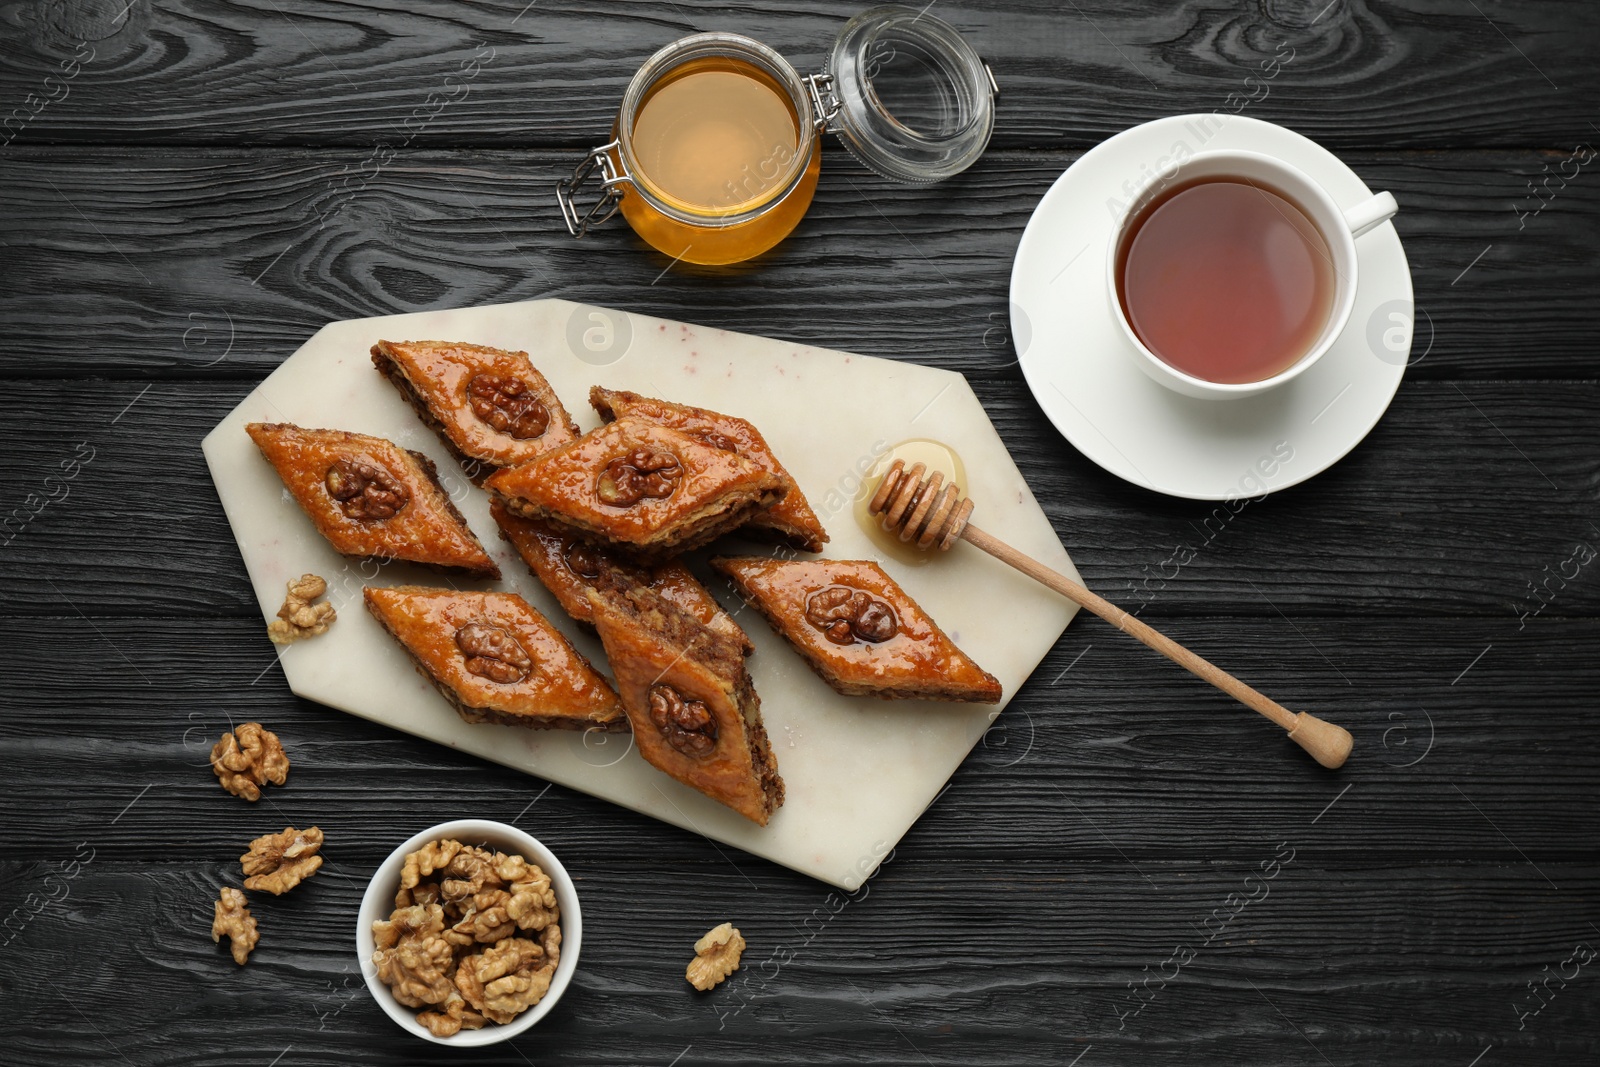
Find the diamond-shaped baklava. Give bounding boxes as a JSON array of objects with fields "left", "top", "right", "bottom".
[
  {"left": 491, "top": 501, "right": 752, "bottom": 654},
  {"left": 246, "top": 422, "right": 499, "bottom": 578},
  {"left": 364, "top": 585, "right": 624, "bottom": 731},
  {"left": 590, "top": 386, "right": 827, "bottom": 553},
  {"left": 371, "top": 340, "right": 581, "bottom": 484},
  {"left": 485, "top": 417, "right": 785, "bottom": 562},
  {"left": 710, "top": 557, "right": 1002, "bottom": 703},
  {"left": 585, "top": 581, "right": 783, "bottom": 825}
]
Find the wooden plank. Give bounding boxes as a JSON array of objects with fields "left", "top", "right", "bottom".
[
  {"left": 1, "top": 616, "right": 1593, "bottom": 859},
  {"left": 1, "top": 379, "right": 1594, "bottom": 617},
  {"left": 0, "top": 146, "right": 1593, "bottom": 380},
  {"left": 3, "top": 858, "right": 1595, "bottom": 1065},
  {"left": 1, "top": 1, "right": 1594, "bottom": 150}
]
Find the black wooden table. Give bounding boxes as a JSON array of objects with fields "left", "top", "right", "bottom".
[{"left": 3, "top": 2, "right": 1598, "bottom": 1064}]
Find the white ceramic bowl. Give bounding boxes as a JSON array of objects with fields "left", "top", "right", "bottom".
[{"left": 356, "top": 819, "right": 582, "bottom": 1046}]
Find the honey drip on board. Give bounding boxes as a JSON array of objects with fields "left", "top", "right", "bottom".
[
  {"left": 631, "top": 57, "right": 801, "bottom": 214},
  {"left": 852, "top": 439, "right": 968, "bottom": 567}
]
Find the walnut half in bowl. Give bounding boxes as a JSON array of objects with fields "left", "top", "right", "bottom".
[{"left": 355, "top": 819, "right": 581, "bottom": 1046}]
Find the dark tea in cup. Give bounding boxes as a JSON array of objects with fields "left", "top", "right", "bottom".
[{"left": 1115, "top": 177, "right": 1335, "bottom": 385}]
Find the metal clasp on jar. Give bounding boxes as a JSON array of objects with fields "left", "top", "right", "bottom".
[
  {"left": 804, "top": 73, "right": 841, "bottom": 132},
  {"left": 556, "top": 139, "right": 633, "bottom": 238}
]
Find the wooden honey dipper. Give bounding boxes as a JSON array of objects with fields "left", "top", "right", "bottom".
[{"left": 867, "top": 460, "right": 1353, "bottom": 769}]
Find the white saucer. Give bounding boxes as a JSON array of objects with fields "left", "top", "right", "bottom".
[{"left": 1010, "top": 114, "right": 1414, "bottom": 501}]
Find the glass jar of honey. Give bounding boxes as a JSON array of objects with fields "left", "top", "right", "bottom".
[{"left": 557, "top": 5, "right": 997, "bottom": 265}]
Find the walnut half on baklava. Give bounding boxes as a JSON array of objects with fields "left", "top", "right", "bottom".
[
  {"left": 711, "top": 557, "right": 1002, "bottom": 703},
  {"left": 585, "top": 581, "right": 783, "bottom": 825},
  {"left": 246, "top": 422, "right": 499, "bottom": 578},
  {"left": 590, "top": 386, "right": 828, "bottom": 553},
  {"left": 371, "top": 340, "right": 581, "bottom": 484},
  {"left": 364, "top": 585, "right": 625, "bottom": 731},
  {"left": 485, "top": 417, "right": 785, "bottom": 563}
]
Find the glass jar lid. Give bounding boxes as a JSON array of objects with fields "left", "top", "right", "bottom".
[{"left": 822, "top": 5, "right": 997, "bottom": 184}]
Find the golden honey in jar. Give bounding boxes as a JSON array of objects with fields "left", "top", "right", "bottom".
[
  {"left": 558, "top": 9, "right": 998, "bottom": 266},
  {"left": 618, "top": 52, "right": 819, "bottom": 265}
]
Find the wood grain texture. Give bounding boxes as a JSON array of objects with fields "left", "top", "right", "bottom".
[
  {"left": 2, "top": 379, "right": 1595, "bottom": 618},
  {"left": 1, "top": 0, "right": 1596, "bottom": 150},
  {"left": 0, "top": 147, "right": 1597, "bottom": 379},
  {"left": 2, "top": 858, "right": 1595, "bottom": 1065},
  {"left": 2, "top": 1, "right": 1598, "bottom": 1064},
  {"left": 0, "top": 616, "right": 1593, "bottom": 861}
]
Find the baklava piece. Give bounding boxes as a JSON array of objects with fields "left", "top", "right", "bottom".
[
  {"left": 485, "top": 417, "right": 785, "bottom": 563},
  {"left": 371, "top": 340, "right": 581, "bottom": 484},
  {"left": 364, "top": 586, "right": 625, "bottom": 731},
  {"left": 591, "top": 386, "right": 828, "bottom": 552},
  {"left": 491, "top": 501, "right": 752, "bottom": 654},
  {"left": 246, "top": 422, "right": 499, "bottom": 578},
  {"left": 711, "top": 557, "right": 1002, "bottom": 703},
  {"left": 585, "top": 581, "right": 783, "bottom": 825}
]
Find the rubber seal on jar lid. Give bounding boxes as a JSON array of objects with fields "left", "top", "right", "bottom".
[{"left": 824, "top": 5, "right": 997, "bottom": 184}]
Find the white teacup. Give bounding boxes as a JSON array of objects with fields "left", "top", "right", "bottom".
[{"left": 1107, "top": 149, "right": 1397, "bottom": 400}]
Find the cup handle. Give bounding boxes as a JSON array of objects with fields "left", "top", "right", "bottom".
[{"left": 1344, "top": 191, "right": 1398, "bottom": 240}]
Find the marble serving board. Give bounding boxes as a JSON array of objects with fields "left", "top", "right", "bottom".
[{"left": 202, "top": 298, "right": 1080, "bottom": 889}]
